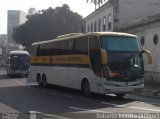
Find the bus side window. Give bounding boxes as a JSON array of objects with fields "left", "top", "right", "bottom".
[
  {"left": 74, "top": 37, "right": 88, "bottom": 55},
  {"left": 31, "top": 45, "right": 38, "bottom": 56},
  {"left": 36, "top": 45, "right": 41, "bottom": 56},
  {"left": 89, "top": 36, "right": 102, "bottom": 77}
]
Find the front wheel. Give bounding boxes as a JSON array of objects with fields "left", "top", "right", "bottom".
[{"left": 81, "top": 80, "right": 90, "bottom": 96}]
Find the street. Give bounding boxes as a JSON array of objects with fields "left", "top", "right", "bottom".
[{"left": 0, "top": 66, "right": 159, "bottom": 119}]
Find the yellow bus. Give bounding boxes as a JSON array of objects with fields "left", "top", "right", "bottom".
[{"left": 31, "top": 32, "right": 152, "bottom": 98}]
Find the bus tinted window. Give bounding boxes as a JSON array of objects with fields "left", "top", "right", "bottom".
[
  {"left": 100, "top": 36, "right": 140, "bottom": 52},
  {"left": 31, "top": 45, "right": 38, "bottom": 56},
  {"left": 37, "top": 40, "right": 69, "bottom": 56},
  {"left": 74, "top": 37, "right": 88, "bottom": 55},
  {"left": 10, "top": 55, "right": 30, "bottom": 68},
  {"left": 36, "top": 36, "right": 88, "bottom": 56}
]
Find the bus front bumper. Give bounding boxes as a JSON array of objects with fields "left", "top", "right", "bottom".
[
  {"left": 103, "top": 84, "right": 144, "bottom": 94},
  {"left": 10, "top": 70, "right": 30, "bottom": 76}
]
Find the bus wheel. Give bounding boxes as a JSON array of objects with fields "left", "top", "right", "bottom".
[
  {"left": 116, "top": 94, "right": 125, "bottom": 99},
  {"left": 42, "top": 75, "right": 47, "bottom": 87},
  {"left": 81, "top": 80, "right": 90, "bottom": 96},
  {"left": 37, "top": 74, "right": 42, "bottom": 86},
  {"left": 7, "top": 69, "right": 9, "bottom": 76}
]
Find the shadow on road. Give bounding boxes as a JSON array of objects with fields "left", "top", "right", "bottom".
[{"left": 0, "top": 84, "right": 137, "bottom": 113}]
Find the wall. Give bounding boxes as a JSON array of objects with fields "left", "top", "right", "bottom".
[
  {"left": 7, "top": 10, "right": 27, "bottom": 43},
  {"left": 126, "top": 20, "right": 160, "bottom": 83},
  {"left": 118, "top": 0, "right": 160, "bottom": 29},
  {"left": 84, "top": 3, "right": 114, "bottom": 32}
]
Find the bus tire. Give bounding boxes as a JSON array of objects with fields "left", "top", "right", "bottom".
[
  {"left": 81, "top": 79, "right": 90, "bottom": 96},
  {"left": 8, "top": 69, "right": 11, "bottom": 76},
  {"left": 37, "top": 74, "right": 42, "bottom": 86},
  {"left": 42, "top": 74, "right": 47, "bottom": 87},
  {"left": 7, "top": 70, "right": 9, "bottom": 76},
  {"left": 116, "top": 94, "right": 125, "bottom": 99}
]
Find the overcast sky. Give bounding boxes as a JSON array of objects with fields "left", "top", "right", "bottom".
[{"left": 0, "top": 0, "right": 96, "bottom": 34}]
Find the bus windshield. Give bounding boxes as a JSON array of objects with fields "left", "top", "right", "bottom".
[
  {"left": 10, "top": 55, "right": 30, "bottom": 69},
  {"left": 100, "top": 36, "right": 140, "bottom": 52},
  {"left": 100, "top": 36, "right": 144, "bottom": 80}
]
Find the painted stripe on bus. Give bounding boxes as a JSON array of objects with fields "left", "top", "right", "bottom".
[
  {"left": 31, "top": 63, "right": 90, "bottom": 68},
  {"left": 31, "top": 54, "right": 90, "bottom": 65}
]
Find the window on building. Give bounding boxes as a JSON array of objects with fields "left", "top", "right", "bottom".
[
  {"left": 91, "top": 23, "right": 93, "bottom": 32},
  {"left": 103, "top": 16, "right": 106, "bottom": 31},
  {"left": 140, "top": 36, "right": 145, "bottom": 46},
  {"left": 108, "top": 13, "right": 112, "bottom": 31},
  {"left": 88, "top": 25, "right": 90, "bottom": 32},
  {"left": 153, "top": 34, "right": 158, "bottom": 45},
  {"left": 94, "top": 21, "right": 97, "bottom": 32},
  {"left": 98, "top": 19, "right": 101, "bottom": 31}
]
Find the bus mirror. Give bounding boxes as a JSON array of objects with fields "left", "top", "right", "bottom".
[
  {"left": 142, "top": 49, "right": 152, "bottom": 64},
  {"left": 101, "top": 49, "right": 107, "bottom": 64}
]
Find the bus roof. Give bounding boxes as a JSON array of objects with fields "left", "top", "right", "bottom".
[
  {"left": 10, "top": 50, "right": 29, "bottom": 55},
  {"left": 32, "top": 32, "right": 137, "bottom": 46}
]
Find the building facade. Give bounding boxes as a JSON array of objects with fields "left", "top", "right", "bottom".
[
  {"left": 7, "top": 10, "right": 27, "bottom": 43},
  {"left": 121, "top": 14, "right": 160, "bottom": 83},
  {"left": 0, "top": 34, "right": 8, "bottom": 62},
  {"left": 0, "top": 34, "right": 7, "bottom": 47},
  {"left": 84, "top": 0, "right": 160, "bottom": 83},
  {"left": 84, "top": 0, "right": 160, "bottom": 32}
]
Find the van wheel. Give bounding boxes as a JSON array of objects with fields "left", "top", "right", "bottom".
[
  {"left": 42, "top": 75, "right": 47, "bottom": 87},
  {"left": 81, "top": 80, "right": 90, "bottom": 96},
  {"left": 37, "top": 75, "right": 42, "bottom": 86}
]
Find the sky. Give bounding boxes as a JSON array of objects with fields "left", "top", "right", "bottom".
[{"left": 0, "top": 0, "right": 96, "bottom": 34}]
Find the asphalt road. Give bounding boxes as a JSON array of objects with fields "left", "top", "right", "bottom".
[{"left": 0, "top": 67, "right": 160, "bottom": 119}]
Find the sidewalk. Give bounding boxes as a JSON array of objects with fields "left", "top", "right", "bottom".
[{"left": 136, "top": 82, "right": 160, "bottom": 99}]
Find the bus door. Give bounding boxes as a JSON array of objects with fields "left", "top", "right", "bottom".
[{"left": 89, "top": 36, "right": 102, "bottom": 78}]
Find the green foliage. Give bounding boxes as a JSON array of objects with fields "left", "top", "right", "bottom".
[
  {"left": 13, "top": 4, "right": 83, "bottom": 50},
  {"left": 86, "top": 0, "right": 106, "bottom": 9}
]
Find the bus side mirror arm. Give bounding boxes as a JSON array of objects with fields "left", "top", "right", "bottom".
[
  {"left": 141, "top": 49, "right": 152, "bottom": 64},
  {"left": 101, "top": 49, "right": 107, "bottom": 65}
]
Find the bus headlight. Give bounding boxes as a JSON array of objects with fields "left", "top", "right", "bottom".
[{"left": 103, "top": 66, "right": 120, "bottom": 78}]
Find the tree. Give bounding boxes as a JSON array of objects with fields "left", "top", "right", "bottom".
[
  {"left": 86, "top": 0, "right": 107, "bottom": 9},
  {"left": 13, "top": 4, "right": 83, "bottom": 51}
]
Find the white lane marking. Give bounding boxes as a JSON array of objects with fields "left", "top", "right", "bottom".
[
  {"left": 24, "top": 83, "right": 38, "bottom": 86},
  {"left": 130, "top": 106, "right": 160, "bottom": 112},
  {"left": 101, "top": 102, "right": 160, "bottom": 112},
  {"left": 29, "top": 111, "right": 70, "bottom": 119},
  {"left": 27, "top": 86, "right": 31, "bottom": 88},
  {"left": 40, "top": 90, "right": 46, "bottom": 93},
  {"left": 14, "top": 79, "right": 38, "bottom": 86},
  {"left": 101, "top": 102, "right": 125, "bottom": 108},
  {"left": 32, "top": 88, "right": 38, "bottom": 91},
  {"left": 50, "top": 92, "right": 57, "bottom": 95},
  {"left": 29, "top": 111, "right": 36, "bottom": 119},
  {"left": 69, "top": 106, "right": 110, "bottom": 113},
  {"left": 14, "top": 79, "right": 25, "bottom": 86},
  {"left": 101, "top": 102, "right": 117, "bottom": 106},
  {"left": 80, "top": 98, "right": 92, "bottom": 101},
  {"left": 64, "top": 95, "right": 72, "bottom": 98}
]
